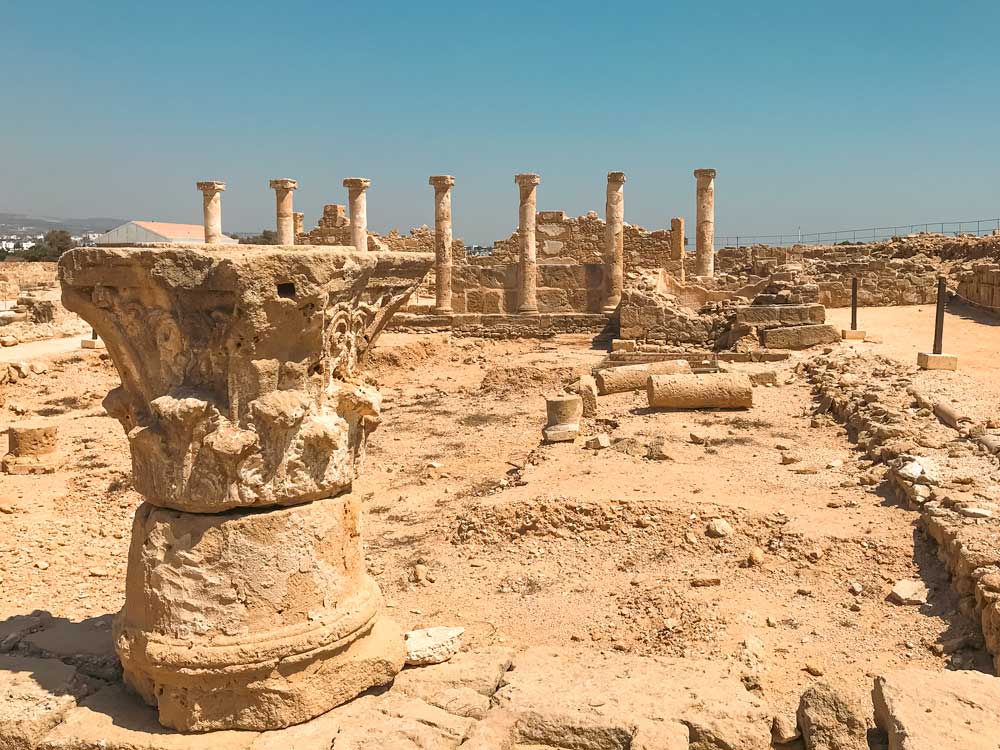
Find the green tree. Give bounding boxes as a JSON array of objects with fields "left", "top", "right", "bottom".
[
  {"left": 20, "top": 230, "right": 75, "bottom": 261},
  {"left": 239, "top": 229, "right": 279, "bottom": 245}
]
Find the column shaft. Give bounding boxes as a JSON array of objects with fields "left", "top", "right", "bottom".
[
  {"left": 429, "top": 175, "right": 455, "bottom": 313},
  {"left": 694, "top": 169, "right": 716, "bottom": 277},
  {"left": 269, "top": 179, "right": 298, "bottom": 245},
  {"left": 344, "top": 178, "right": 371, "bottom": 252},
  {"left": 196, "top": 181, "right": 226, "bottom": 244},
  {"left": 670, "top": 217, "right": 685, "bottom": 282},
  {"left": 515, "top": 174, "right": 541, "bottom": 313},
  {"left": 603, "top": 172, "right": 626, "bottom": 312}
]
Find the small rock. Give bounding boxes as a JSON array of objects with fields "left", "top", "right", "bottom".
[
  {"left": 705, "top": 518, "right": 733, "bottom": 538},
  {"left": 889, "top": 579, "right": 929, "bottom": 606},
  {"left": 848, "top": 581, "right": 864, "bottom": 596},
  {"left": 34, "top": 561, "right": 49, "bottom": 570},
  {"left": 689, "top": 431, "right": 708, "bottom": 445},
  {"left": 404, "top": 626, "right": 465, "bottom": 666},
  {"left": 805, "top": 663, "right": 824, "bottom": 676},
  {"left": 827, "top": 459, "right": 843, "bottom": 469},
  {"left": 780, "top": 453, "right": 801, "bottom": 465},
  {"left": 958, "top": 507, "right": 992, "bottom": 519},
  {"left": 746, "top": 546, "right": 766, "bottom": 567},
  {"left": 88, "top": 567, "right": 109, "bottom": 578},
  {"left": 691, "top": 576, "right": 722, "bottom": 587},
  {"left": 771, "top": 715, "right": 801, "bottom": 744},
  {"left": 585, "top": 433, "right": 611, "bottom": 450}
]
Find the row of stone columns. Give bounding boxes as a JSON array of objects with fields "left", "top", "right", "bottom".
[{"left": 196, "top": 168, "right": 717, "bottom": 313}]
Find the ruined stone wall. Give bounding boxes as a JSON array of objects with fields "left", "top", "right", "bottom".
[
  {"left": 956, "top": 263, "right": 1000, "bottom": 314},
  {"left": 0, "top": 262, "right": 59, "bottom": 291}
]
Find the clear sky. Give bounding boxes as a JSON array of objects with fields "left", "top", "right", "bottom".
[{"left": 3, "top": 0, "right": 999, "bottom": 244}]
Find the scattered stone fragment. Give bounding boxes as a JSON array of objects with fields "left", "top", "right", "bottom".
[
  {"left": 705, "top": 518, "right": 733, "bottom": 538},
  {"left": 645, "top": 436, "right": 672, "bottom": 461},
  {"left": 848, "top": 581, "right": 864, "bottom": 596},
  {"left": 404, "top": 627, "right": 465, "bottom": 666},
  {"left": 691, "top": 576, "right": 722, "bottom": 587},
  {"left": 797, "top": 681, "right": 869, "bottom": 750},
  {"left": 889, "top": 579, "right": 929, "bottom": 606},
  {"left": 771, "top": 714, "right": 801, "bottom": 745},
  {"left": 585, "top": 434, "right": 611, "bottom": 450},
  {"left": 747, "top": 547, "right": 766, "bottom": 567}
]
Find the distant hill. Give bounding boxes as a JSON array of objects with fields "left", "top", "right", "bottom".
[{"left": 0, "top": 212, "right": 123, "bottom": 235}]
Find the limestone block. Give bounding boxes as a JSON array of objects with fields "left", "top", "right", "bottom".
[
  {"left": 59, "top": 245, "right": 431, "bottom": 513},
  {"left": 595, "top": 359, "right": 692, "bottom": 395},
  {"left": 404, "top": 626, "right": 465, "bottom": 665},
  {"left": 578, "top": 374, "right": 598, "bottom": 417},
  {"left": 761, "top": 324, "right": 840, "bottom": 350},
  {"left": 80, "top": 337, "right": 104, "bottom": 349},
  {"left": 647, "top": 373, "right": 753, "bottom": 410},
  {"left": 917, "top": 352, "right": 958, "bottom": 370},
  {"left": 0, "top": 656, "right": 88, "bottom": 750},
  {"left": 115, "top": 499, "right": 404, "bottom": 731},
  {"left": 841, "top": 329, "right": 866, "bottom": 340},
  {"left": 735, "top": 303, "right": 826, "bottom": 326},
  {"left": 874, "top": 668, "right": 1000, "bottom": 749}
]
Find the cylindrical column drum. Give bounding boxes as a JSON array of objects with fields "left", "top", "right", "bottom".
[{"left": 647, "top": 373, "right": 752, "bottom": 410}]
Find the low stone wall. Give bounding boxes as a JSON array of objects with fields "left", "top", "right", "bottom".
[
  {"left": 955, "top": 263, "right": 1000, "bottom": 315},
  {"left": 389, "top": 311, "right": 613, "bottom": 339}
]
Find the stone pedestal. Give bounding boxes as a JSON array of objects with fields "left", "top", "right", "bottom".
[
  {"left": 196, "top": 181, "right": 226, "bottom": 244},
  {"left": 603, "top": 172, "right": 626, "bottom": 313},
  {"left": 917, "top": 352, "right": 958, "bottom": 370},
  {"left": 842, "top": 329, "right": 867, "bottom": 340},
  {"left": 2, "top": 421, "right": 61, "bottom": 475},
  {"left": 59, "top": 242, "right": 433, "bottom": 731},
  {"left": 542, "top": 394, "right": 582, "bottom": 442},
  {"left": 269, "top": 178, "right": 299, "bottom": 245},
  {"left": 429, "top": 175, "right": 455, "bottom": 313},
  {"left": 515, "top": 174, "right": 540, "bottom": 314},
  {"left": 343, "top": 178, "right": 371, "bottom": 252},
  {"left": 81, "top": 337, "right": 105, "bottom": 349},
  {"left": 693, "top": 169, "right": 716, "bottom": 278}
]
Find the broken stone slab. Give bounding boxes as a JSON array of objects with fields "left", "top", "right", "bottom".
[
  {"left": 0, "top": 655, "right": 89, "bottom": 750},
  {"left": 873, "top": 668, "right": 1000, "bottom": 749},
  {"left": 594, "top": 359, "right": 692, "bottom": 395},
  {"left": 647, "top": 373, "right": 753, "bottom": 410},
  {"left": 493, "top": 647, "right": 772, "bottom": 749},
  {"left": 37, "top": 684, "right": 260, "bottom": 750},
  {"left": 404, "top": 626, "right": 465, "bottom": 666},
  {"left": 0, "top": 610, "right": 54, "bottom": 652},
  {"left": 392, "top": 648, "right": 513, "bottom": 720},
  {"left": 760, "top": 324, "right": 840, "bottom": 350},
  {"left": 20, "top": 614, "right": 121, "bottom": 682},
  {"left": 888, "top": 579, "right": 929, "bottom": 606}
]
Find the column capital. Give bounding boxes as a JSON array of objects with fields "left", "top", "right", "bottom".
[
  {"left": 515, "top": 173, "right": 541, "bottom": 187},
  {"left": 343, "top": 177, "right": 371, "bottom": 190},
  {"left": 607, "top": 171, "right": 627, "bottom": 185},
  {"left": 269, "top": 178, "right": 298, "bottom": 191},
  {"left": 693, "top": 168, "right": 717, "bottom": 180},
  {"left": 196, "top": 180, "right": 226, "bottom": 194},
  {"left": 429, "top": 175, "right": 456, "bottom": 188}
]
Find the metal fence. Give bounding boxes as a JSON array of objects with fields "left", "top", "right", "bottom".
[{"left": 715, "top": 218, "right": 1000, "bottom": 249}]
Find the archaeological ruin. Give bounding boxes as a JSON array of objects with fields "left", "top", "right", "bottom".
[{"left": 2, "top": 172, "right": 1000, "bottom": 749}]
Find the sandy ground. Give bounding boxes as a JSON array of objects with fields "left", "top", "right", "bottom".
[{"left": 1, "top": 305, "right": 997, "bottom": 723}]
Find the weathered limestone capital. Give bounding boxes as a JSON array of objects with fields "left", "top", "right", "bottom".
[
  {"left": 607, "top": 171, "right": 627, "bottom": 185},
  {"left": 268, "top": 178, "right": 299, "bottom": 191},
  {"left": 58, "top": 242, "right": 433, "bottom": 731},
  {"left": 343, "top": 177, "right": 372, "bottom": 191},
  {"left": 515, "top": 172, "right": 541, "bottom": 187},
  {"left": 196, "top": 180, "right": 226, "bottom": 194},
  {"left": 694, "top": 168, "right": 717, "bottom": 181},
  {"left": 429, "top": 176, "right": 456, "bottom": 313}
]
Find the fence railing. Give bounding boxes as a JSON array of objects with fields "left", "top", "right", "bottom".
[{"left": 715, "top": 218, "right": 1000, "bottom": 249}]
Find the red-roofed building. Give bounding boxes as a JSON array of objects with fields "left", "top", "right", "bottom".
[{"left": 96, "top": 220, "right": 238, "bottom": 245}]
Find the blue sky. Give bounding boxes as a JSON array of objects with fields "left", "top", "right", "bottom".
[{"left": 3, "top": 0, "right": 998, "bottom": 244}]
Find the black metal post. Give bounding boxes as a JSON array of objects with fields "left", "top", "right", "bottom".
[
  {"left": 91, "top": 327, "right": 97, "bottom": 341},
  {"left": 850, "top": 277, "right": 859, "bottom": 331},
  {"left": 932, "top": 276, "right": 946, "bottom": 355}
]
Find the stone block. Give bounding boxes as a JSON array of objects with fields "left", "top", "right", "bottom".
[
  {"left": 735, "top": 303, "right": 826, "bottom": 326},
  {"left": 874, "top": 668, "right": 1000, "bottom": 750},
  {"left": 841, "top": 329, "right": 866, "bottom": 340},
  {"left": 917, "top": 352, "right": 958, "bottom": 371},
  {"left": 80, "top": 338, "right": 104, "bottom": 349},
  {"left": 0, "top": 655, "right": 87, "bottom": 750},
  {"left": 578, "top": 374, "right": 598, "bottom": 417},
  {"left": 761, "top": 324, "right": 840, "bottom": 350}
]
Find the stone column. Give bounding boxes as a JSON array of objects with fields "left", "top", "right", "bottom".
[
  {"left": 196, "top": 181, "right": 226, "bottom": 244},
  {"left": 429, "top": 175, "right": 456, "bottom": 313},
  {"left": 694, "top": 168, "right": 717, "bottom": 277},
  {"left": 671, "top": 217, "right": 685, "bottom": 282},
  {"left": 268, "top": 178, "right": 298, "bottom": 245},
  {"left": 59, "top": 242, "right": 435, "bottom": 732},
  {"left": 293, "top": 212, "right": 304, "bottom": 239},
  {"left": 603, "top": 171, "right": 626, "bottom": 313},
  {"left": 515, "top": 173, "right": 541, "bottom": 314},
  {"left": 343, "top": 177, "right": 371, "bottom": 252}
]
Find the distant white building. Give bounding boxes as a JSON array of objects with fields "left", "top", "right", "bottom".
[{"left": 96, "top": 221, "right": 238, "bottom": 245}]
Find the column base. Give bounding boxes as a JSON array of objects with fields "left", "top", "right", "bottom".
[
  {"left": 518, "top": 307, "right": 539, "bottom": 315},
  {"left": 841, "top": 329, "right": 866, "bottom": 340},
  {"left": 433, "top": 307, "right": 453, "bottom": 315},
  {"left": 917, "top": 352, "right": 958, "bottom": 371}
]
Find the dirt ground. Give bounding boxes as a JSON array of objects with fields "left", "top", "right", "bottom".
[{"left": 1, "top": 303, "right": 997, "bottom": 723}]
